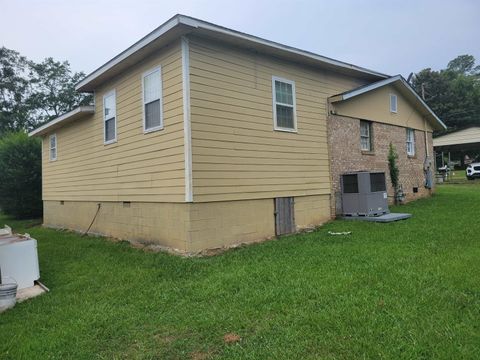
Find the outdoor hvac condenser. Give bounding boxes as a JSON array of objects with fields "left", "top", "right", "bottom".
[{"left": 341, "top": 171, "right": 389, "bottom": 216}]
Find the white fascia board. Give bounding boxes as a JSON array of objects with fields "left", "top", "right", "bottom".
[
  {"left": 333, "top": 75, "right": 447, "bottom": 130},
  {"left": 179, "top": 15, "right": 389, "bottom": 79},
  {"left": 339, "top": 75, "right": 403, "bottom": 101},
  {"left": 76, "top": 15, "right": 389, "bottom": 93},
  {"left": 400, "top": 78, "right": 447, "bottom": 130},
  {"left": 75, "top": 16, "right": 182, "bottom": 91},
  {"left": 28, "top": 106, "right": 95, "bottom": 137}
]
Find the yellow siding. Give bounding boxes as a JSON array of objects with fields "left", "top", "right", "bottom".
[
  {"left": 332, "top": 84, "right": 434, "bottom": 132},
  {"left": 188, "top": 37, "right": 368, "bottom": 202},
  {"left": 42, "top": 40, "right": 185, "bottom": 202}
]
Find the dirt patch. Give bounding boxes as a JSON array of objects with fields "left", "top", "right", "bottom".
[
  {"left": 223, "top": 333, "right": 241, "bottom": 344},
  {"left": 190, "top": 350, "right": 212, "bottom": 360}
]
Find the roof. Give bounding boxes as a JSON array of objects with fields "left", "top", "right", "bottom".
[
  {"left": 76, "top": 14, "right": 388, "bottom": 92},
  {"left": 28, "top": 106, "right": 95, "bottom": 137},
  {"left": 329, "top": 75, "right": 447, "bottom": 131},
  {"left": 433, "top": 127, "right": 480, "bottom": 148}
]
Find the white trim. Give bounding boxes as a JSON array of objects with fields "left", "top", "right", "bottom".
[
  {"left": 103, "top": 89, "right": 117, "bottom": 145},
  {"left": 28, "top": 106, "right": 95, "bottom": 137},
  {"left": 360, "top": 120, "right": 372, "bottom": 151},
  {"left": 406, "top": 128, "right": 415, "bottom": 156},
  {"left": 390, "top": 93, "right": 398, "bottom": 113},
  {"left": 272, "top": 76, "right": 298, "bottom": 133},
  {"left": 76, "top": 14, "right": 388, "bottom": 92},
  {"left": 182, "top": 36, "right": 193, "bottom": 203},
  {"left": 49, "top": 133, "right": 57, "bottom": 161},
  {"left": 142, "top": 66, "right": 164, "bottom": 133},
  {"left": 331, "top": 75, "right": 446, "bottom": 130},
  {"left": 76, "top": 16, "right": 181, "bottom": 91}
]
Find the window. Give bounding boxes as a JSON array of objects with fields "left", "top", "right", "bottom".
[
  {"left": 142, "top": 67, "right": 163, "bottom": 132},
  {"left": 390, "top": 94, "right": 398, "bottom": 113},
  {"left": 49, "top": 134, "right": 57, "bottom": 161},
  {"left": 272, "top": 76, "right": 296, "bottom": 131},
  {"left": 360, "top": 120, "right": 372, "bottom": 151},
  {"left": 406, "top": 128, "right": 415, "bottom": 156},
  {"left": 103, "top": 90, "right": 117, "bottom": 144}
]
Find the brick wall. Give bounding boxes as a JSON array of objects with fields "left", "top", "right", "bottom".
[{"left": 327, "top": 115, "right": 434, "bottom": 215}]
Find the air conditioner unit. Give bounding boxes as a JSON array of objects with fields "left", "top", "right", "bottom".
[
  {"left": 341, "top": 171, "right": 389, "bottom": 216},
  {"left": 0, "top": 228, "right": 40, "bottom": 290}
]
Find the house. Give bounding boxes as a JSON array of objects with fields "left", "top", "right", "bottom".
[
  {"left": 328, "top": 75, "right": 445, "bottom": 212},
  {"left": 433, "top": 127, "right": 480, "bottom": 168},
  {"left": 29, "top": 15, "right": 445, "bottom": 253}
]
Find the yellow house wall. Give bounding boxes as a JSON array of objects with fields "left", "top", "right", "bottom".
[
  {"left": 41, "top": 40, "right": 185, "bottom": 203},
  {"left": 332, "top": 84, "right": 434, "bottom": 132},
  {"left": 44, "top": 200, "right": 190, "bottom": 251},
  {"left": 44, "top": 194, "right": 331, "bottom": 253},
  {"left": 188, "top": 36, "right": 370, "bottom": 203}
]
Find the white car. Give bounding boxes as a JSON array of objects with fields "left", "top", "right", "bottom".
[{"left": 466, "top": 162, "right": 480, "bottom": 180}]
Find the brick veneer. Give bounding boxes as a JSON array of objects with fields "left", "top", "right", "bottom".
[{"left": 327, "top": 115, "right": 434, "bottom": 216}]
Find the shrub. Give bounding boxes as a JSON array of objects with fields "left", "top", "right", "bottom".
[
  {"left": 0, "top": 132, "right": 42, "bottom": 219},
  {"left": 388, "top": 142, "right": 399, "bottom": 190}
]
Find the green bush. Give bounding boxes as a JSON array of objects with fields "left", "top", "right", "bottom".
[
  {"left": 388, "top": 142, "right": 399, "bottom": 190},
  {"left": 0, "top": 132, "right": 42, "bottom": 219}
]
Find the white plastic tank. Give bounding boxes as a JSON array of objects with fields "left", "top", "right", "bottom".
[{"left": 0, "top": 227, "right": 40, "bottom": 290}]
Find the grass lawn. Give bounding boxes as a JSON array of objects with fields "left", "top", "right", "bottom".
[{"left": 1, "top": 185, "right": 479, "bottom": 359}]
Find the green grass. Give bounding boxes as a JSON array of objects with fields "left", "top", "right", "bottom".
[{"left": 1, "top": 185, "right": 480, "bottom": 359}]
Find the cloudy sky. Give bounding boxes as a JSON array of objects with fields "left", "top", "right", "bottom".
[{"left": 2, "top": 0, "right": 479, "bottom": 78}]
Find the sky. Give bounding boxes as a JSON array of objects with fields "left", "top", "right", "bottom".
[{"left": 1, "top": 0, "right": 479, "bottom": 78}]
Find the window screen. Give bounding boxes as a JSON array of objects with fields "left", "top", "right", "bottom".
[
  {"left": 360, "top": 121, "right": 372, "bottom": 151},
  {"left": 49, "top": 134, "right": 57, "bottom": 161},
  {"left": 342, "top": 174, "right": 359, "bottom": 193},
  {"left": 406, "top": 128, "right": 415, "bottom": 156},
  {"left": 273, "top": 77, "right": 296, "bottom": 130},
  {"left": 143, "top": 68, "right": 162, "bottom": 131},
  {"left": 390, "top": 94, "right": 398, "bottom": 113},
  {"left": 103, "top": 91, "right": 116, "bottom": 143},
  {"left": 370, "top": 172, "right": 386, "bottom": 192}
]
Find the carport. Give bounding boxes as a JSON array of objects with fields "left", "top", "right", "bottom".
[{"left": 433, "top": 127, "right": 480, "bottom": 168}]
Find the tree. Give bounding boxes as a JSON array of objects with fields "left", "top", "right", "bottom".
[
  {"left": 0, "top": 47, "right": 92, "bottom": 135},
  {"left": 0, "top": 47, "right": 31, "bottom": 135},
  {"left": 447, "top": 55, "right": 480, "bottom": 75},
  {"left": 28, "top": 58, "right": 92, "bottom": 126},
  {"left": 0, "top": 132, "right": 42, "bottom": 219},
  {"left": 411, "top": 55, "right": 480, "bottom": 134}
]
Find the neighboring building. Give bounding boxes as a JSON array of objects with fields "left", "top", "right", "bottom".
[
  {"left": 433, "top": 127, "right": 480, "bottom": 168},
  {"left": 328, "top": 76, "right": 445, "bottom": 212},
  {"left": 29, "top": 15, "right": 445, "bottom": 253}
]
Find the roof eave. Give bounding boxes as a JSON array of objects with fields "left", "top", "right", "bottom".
[
  {"left": 76, "top": 14, "right": 389, "bottom": 93},
  {"left": 330, "top": 75, "right": 446, "bottom": 131},
  {"left": 29, "top": 106, "right": 95, "bottom": 137}
]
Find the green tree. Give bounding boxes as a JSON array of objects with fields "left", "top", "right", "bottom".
[
  {"left": 411, "top": 55, "right": 480, "bottom": 134},
  {"left": 447, "top": 54, "right": 479, "bottom": 75},
  {"left": 388, "top": 143, "right": 399, "bottom": 190},
  {"left": 0, "top": 132, "right": 42, "bottom": 219},
  {"left": 28, "top": 58, "right": 92, "bottom": 126},
  {"left": 0, "top": 47, "right": 31, "bottom": 135},
  {"left": 0, "top": 47, "right": 92, "bottom": 135}
]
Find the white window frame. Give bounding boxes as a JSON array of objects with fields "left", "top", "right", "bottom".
[
  {"left": 390, "top": 93, "right": 398, "bottom": 113},
  {"left": 272, "top": 76, "right": 297, "bottom": 132},
  {"left": 142, "top": 66, "right": 164, "bottom": 133},
  {"left": 103, "top": 89, "right": 117, "bottom": 145},
  {"left": 49, "top": 133, "right": 57, "bottom": 161},
  {"left": 406, "top": 128, "right": 415, "bottom": 156},
  {"left": 360, "top": 120, "right": 372, "bottom": 151}
]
